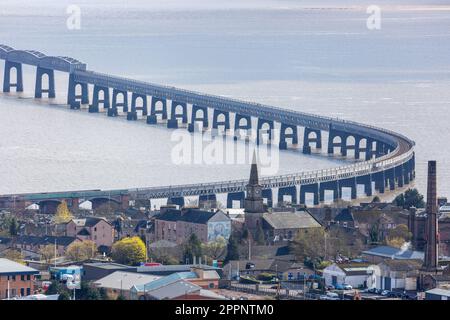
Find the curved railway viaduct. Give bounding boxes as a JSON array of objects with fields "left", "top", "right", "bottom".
[{"left": 0, "top": 45, "right": 415, "bottom": 213}]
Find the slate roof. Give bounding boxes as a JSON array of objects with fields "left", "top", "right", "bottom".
[
  {"left": 334, "top": 208, "right": 354, "bottom": 222},
  {"left": 155, "top": 208, "right": 218, "bottom": 224},
  {"left": 0, "top": 258, "right": 39, "bottom": 275},
  {"left": 15, "top": 235, "right": 78, "bottom": 247},
  {"left": 71, "top": 217, "right": 109, "bottom": 227},
  {"left": 77, "top": 228, "right": 91, "bottom": 236},
  {"left": 262, "top": 210, "right": 321, "bottom": 230},
  {"left": 380, "top": 259, "right": 423, "bottom": 271},
  {"left": 362, "top": 246, "right": 424, "bottom": 260}
]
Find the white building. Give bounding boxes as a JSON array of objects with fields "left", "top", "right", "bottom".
[
  {"left": 323, "top": 263, "right": 371, "bottom": 288},
  {"left": 367, "top": 259, "right": 422, "bottom": 291}
]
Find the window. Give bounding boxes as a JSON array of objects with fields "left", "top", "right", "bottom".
[
  {"left": 27, "top": 275, "right": 31, "bottom": 281},
  {"left": 20, "top": 288, "right": 24, "bottom": 296},
  {"left": 26, "top": 288, "right": 31, "bottom": 296},
  {"left": 12, "top": 275, "right": 16, "bottom": 281},
  {"left": 21, "top": 275, "right": 25, "bottom": 281}
]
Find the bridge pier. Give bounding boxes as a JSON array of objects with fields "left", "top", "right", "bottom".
[
  {"left": 3, "top": 60, "right": 23, "bottom": 93},
  {"left": 212, "top": 110, "right": 230, "bottom": 131},
  {"left": 110, "top": 89, "right": 128, "bottom": 116},
  {"left": 168, "top": 101, "right": 188, "bottom": 128},
  {"left": 256, "top": 118, "right": 274, "bottom": 145},
  {"left": 226, "top": 192, "right": 245, "bottom": 208},
  {"left": 168, "top": 196, "right": 185, "bottom": 208},
  {"left": 128, "top": 93, "right": 147, "bottom": 121},
  {"left": 373, "top": 171, "right": 385, "bottom": 194},
  {"left": 199, "top": 194, "right": 217, "bottom": 209},
  {"left": 279, "top": 124, "right": 298, "bottom": 150},
  {"left": 300, "top": 183, "right": 319, "bottom": 205},
  {"left": 67, "top": 74, "right": 89, "bottom": 109},
  {"left": 385, "top": 168, "right": 396, "bottom": 190},
  {"left": 262, "top": 189, "right": 273, "bottom": 208},
  {"left": 339, "top": 177, "right": 357, "bottom": 200},
  {"left": 35, "top": 67, "right": 55, "bottom": 99},
  {"left": 90, "top": 85, "right": 110, "bottom": 112},
  {"left": 188, "top": 105, "right": 209, "bottom": 132},
  {"left": 356, "top": 174, "right": 372, "bottom": 197},
  {"left": 39, "top": 200, "right": 61, "bottom": 215},
  {"left": 364, "top": 138, "right": 376, "bottom": 160},
  {"left": 303, "top": 128, "right": 322, "bottom": 154},
  {"left": 395, "top": 165, "right": 404, "bottom": 188},
  {"left": 233, "top": 114, "right": 252, "bottom": 140},
  {"left": 319, "top": 181, "right": 339, "bottom": 202},
  {"left": 147, "top": 97, "right": 167, "bottom": 124},
  {"left": 327, "top": 129, "right": 347, "bottom": 156},
  {"left": 278, "top": 186, "right": 297, "bottom": 205}
]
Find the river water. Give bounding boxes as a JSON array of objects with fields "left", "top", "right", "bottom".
[{"left": 0, "top": 0, "right": 449, "bottom": 202}]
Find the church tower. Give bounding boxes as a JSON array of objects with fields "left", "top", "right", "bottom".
[{"left": 244, "top": 152, "right": 265, "bottom": 230}]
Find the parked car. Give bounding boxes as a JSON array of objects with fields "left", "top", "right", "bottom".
[
  {"left": 335, "top": 284, "right": 345, "bottom": 290},
  {"left": 343, "top": 284, "right": 353, "bottom": 290},
  {"left": 326, "top": 285, "right": 335, "bottom": 291},
  {"left": 319, "top": 292, "right": 340, "bottom": 300},
  {"left": 381, "top": 290, "right": 390, "bottom": 296}
]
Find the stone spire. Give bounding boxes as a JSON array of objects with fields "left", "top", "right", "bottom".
[
  {"left": 423, "top": 160, "right": 439, "bottom": 271},
  {"left": 249, "top": 150, "right": 259, "bottom": 185}
]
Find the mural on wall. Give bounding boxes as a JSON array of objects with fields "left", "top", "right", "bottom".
[{"left": 207, "top": 221, "right": 231, "bottom": 242}]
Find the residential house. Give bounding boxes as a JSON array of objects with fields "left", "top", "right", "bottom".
[
  {"left": 223, "top": 259, "right": 301, "bottom": 281},
  {"left": 12, "top": 235, "right": 79, "bottom": 258},
  {"left": 0, "top": 258, "right": 39, "bottom": 299},
  {"left": 153, "top": 207, "right": 231, "bottom": 244},
  {"left": 66, "top": 217, "right": 114, "bottom": 249},
  {"left": 323, "top": 263, "right": 371, "bottom": 288}
]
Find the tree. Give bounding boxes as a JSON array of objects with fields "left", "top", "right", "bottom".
[
  {"left": 39, "top": 244, "right": 57, "bottom": 264},
  {"left": 225, "top": 234, "right": 239, "bottom": 262},
  {"left": 9, "top": 217, "right": 18, "bottom": 236},
  {"left": 182, "top": 233, "right": 202, "bottom": 264},
  {"left": 76, "top": 281, "right": 101, "bottom": 300},
  {"left": 47, "top": 280, "right": 70, "bottom": 299},
  {"left": 3, "top": 249, "right": 25, "bottom": 264},
  {"left": 202, "top": 237, "right": 227, "bottom": 262},
  {"left": 54, "top": 201, "right": 74, "bottom": 224},
  {"left": 386, "top": 224, "right": 412, "bottom": 242},
  {"left": 394, "top": 188, "right": 425, "bottom": 209},
  {"left": 290, "top": 228, "right": 326, "bottom": 268},
  {"left": 111, "top": 236, "right": 146, "bottom": 266},
  {"left": 66, "top": 240, "right": 97, "bottom": 262}
]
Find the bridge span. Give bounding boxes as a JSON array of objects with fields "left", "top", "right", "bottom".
[{"left": 0, "top": 45, "right": 415, "bottom": 213}]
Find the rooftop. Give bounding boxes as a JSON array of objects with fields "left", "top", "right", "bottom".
[
  {"left": 155, "top": 208, "right": 228, "bottom": 224},
  {"left": 362, "top": 245, "right": 424, "bottom": 260},
  {"left": 94, "top": 271, "right": 161, "bottom": 291},
  {"left": 71, "top": 217, "right": 110, "bottom": 227},
  {"left": 0, "top": 258, "right": 39, "bottom": 275},
  {"left": 262, "top": 210, "right": 321, "bottom": 230},
  {"left": 426, "top": 288, "right": 450, "bottom": 297}
]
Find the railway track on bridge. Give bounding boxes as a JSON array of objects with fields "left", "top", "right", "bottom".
[{"left": 0, "top": 45, "right": 415, "bottom": 208}]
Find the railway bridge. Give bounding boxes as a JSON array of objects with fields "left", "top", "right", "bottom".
[{"left": 0, "top": 45, "right": 415, "bottom": 213}]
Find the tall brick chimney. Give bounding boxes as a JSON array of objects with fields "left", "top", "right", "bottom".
[{"left": 422, "top": 160, "right": 439, "bottom": 272}]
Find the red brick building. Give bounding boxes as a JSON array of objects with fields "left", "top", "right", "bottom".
[{"left": 0, "top": 258, "right": 39, "bottom": 299}]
